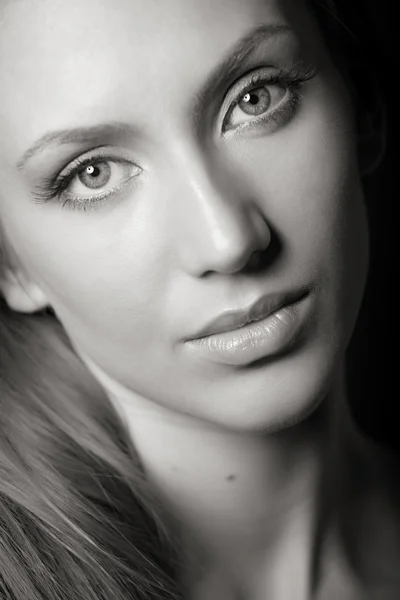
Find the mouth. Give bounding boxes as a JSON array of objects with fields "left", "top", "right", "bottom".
[
  {"left": 183, "top": 288, "right": 313, "bottom": 367},
  {"left": 185, "top": 287, "right": 310, "bottom": 341}
]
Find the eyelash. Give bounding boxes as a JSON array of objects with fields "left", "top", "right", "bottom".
[
  {"left": 222, "top": 64, "right": 318, "bottom": 134},
  {"left": 32, "top": 152, "right": 139, "bottom": 213},
  {"left": 31, "top": 64, "right": 318, "bottom": 213}
]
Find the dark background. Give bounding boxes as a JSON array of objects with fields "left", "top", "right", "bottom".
[{"left": 338, "top": 1, "right": 399, "bottom": 453}]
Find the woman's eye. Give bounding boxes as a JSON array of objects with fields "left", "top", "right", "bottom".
[
  {"left": 67, "top": 160, "right": 140, "bottom": 197},
  {"left": 224, "top": 82, "right": 289, "bottom": 130}
]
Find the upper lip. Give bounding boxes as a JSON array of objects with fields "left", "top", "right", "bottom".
[{"left": 184, "top": 288, "right": 309, "bottom": 341}]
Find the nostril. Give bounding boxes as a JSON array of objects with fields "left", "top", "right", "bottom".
[{"left": 247, "top": 250, "right": 264, "bottom": 269}]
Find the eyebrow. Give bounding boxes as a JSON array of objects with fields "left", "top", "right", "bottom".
[
  {"left": 17, "top": 23, "right": 292, "bottom": 170},
  {"left": 192, "top": 23, "right": 294, "bottom": 126},
  {"left": 17, "top": 122, "right": 139, "bottom": 170}
]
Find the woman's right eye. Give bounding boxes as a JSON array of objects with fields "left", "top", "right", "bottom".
[
  {"left": 67, "top": 160, "right": 140, "bottom": 198},
  {"left": 33, "top": 155, "right": 142, "bottom": 213}
]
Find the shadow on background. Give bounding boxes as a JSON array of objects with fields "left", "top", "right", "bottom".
[{"left": 342, "top": 0, "right": 398, "bottom": 453}]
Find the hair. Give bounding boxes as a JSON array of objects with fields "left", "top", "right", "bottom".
[
  {"left": 0, "top": 299, "right": 184, "bottom": 599},
  {"left": 0, "top": 1, "right": 388, "bottom": 599}
]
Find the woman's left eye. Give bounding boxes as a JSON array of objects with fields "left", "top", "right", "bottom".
[{"left": 224, "top": 81, "right": 289, "bottom": 131}]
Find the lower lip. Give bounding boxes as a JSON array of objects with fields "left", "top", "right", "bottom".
[{"left": 186, "top": 293, "right": 312, "bottom": 367}]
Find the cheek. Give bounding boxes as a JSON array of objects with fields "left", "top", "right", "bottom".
[
  {"left": 225, "top": 75, "right": 369, "bottom": 347},
  {"left": 229, "top": 78, "right": 368, "bottom": 277},
  {"left": 0, "top": 178, "right": 171, "bottom": 349}
]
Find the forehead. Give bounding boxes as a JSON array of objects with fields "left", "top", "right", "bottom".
[{"left": 0, "top": 0, "right": 322, "bottom": 161}]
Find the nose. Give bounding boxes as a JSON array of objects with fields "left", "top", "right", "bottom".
[{"left": 171, "top": 151, "right": 271, "bottom": 277}]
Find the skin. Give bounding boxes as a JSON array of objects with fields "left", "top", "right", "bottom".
[
  {"left": 1, "top": 0, "right": 399, "bottom": 598},
  {"left": 0, "top": 0, "right": 368, "bottom": 428}
]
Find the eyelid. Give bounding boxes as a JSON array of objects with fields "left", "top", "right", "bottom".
[
  {"left": 218, "top": 63, "right": 318, "bottom": 134},
  {"left": 56, "top": 145, "right": 140, "bottom": 183},
  {"left": 31, "top": 145, "right": 142, "bottom": 210},
  {"left": 217, "top": 66, "right": 276, "bottom": 132}
]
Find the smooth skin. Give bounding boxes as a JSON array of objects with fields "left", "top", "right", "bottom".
[{"left": 0, "top": 0, "right": 398, "bottom": 598}]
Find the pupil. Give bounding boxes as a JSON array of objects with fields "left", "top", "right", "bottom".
[
  {"left": 86, "top": 165, "right": 99, "bottom": 177},
  {"left": 78, "top": 161, "right": 112, "bottom": 190},
  {"left": 238, "top": 86, "right": 271, "bottom": 117}
]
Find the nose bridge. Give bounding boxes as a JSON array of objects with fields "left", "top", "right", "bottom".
[
  {"left": 169, "top": 142, "right": 271, "bottom": 275},
  {"left": 189, "top": 158, "right": 243, "bottom": 244}
]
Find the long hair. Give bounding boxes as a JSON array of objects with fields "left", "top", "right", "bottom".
[
  {"left": 0, "top": 207, "right": 184, "bottom": 595},
  {"left": 0, "top": 261, "right": 184, "bottom": 598},
  {"left": 0, "top": 1, "right": 387, "bottom": 599}
]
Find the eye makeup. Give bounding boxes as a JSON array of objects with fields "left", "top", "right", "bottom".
[
  {"left": 31, "top": 146, "right": 142, "bottom": 213},
  {"left": 221, "top": 63, "right": 318, "bottom": 135},
  {"left": 26, "top": 30, "right": 318, "bottom": 215}
]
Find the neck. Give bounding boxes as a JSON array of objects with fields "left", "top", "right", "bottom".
[{"left": 85, "top": 359, "right": 364, "bottom": 599}]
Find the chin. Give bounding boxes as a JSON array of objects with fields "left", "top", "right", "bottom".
[{"left": 186, "top": 336, "right": 344, "bottom": 434}]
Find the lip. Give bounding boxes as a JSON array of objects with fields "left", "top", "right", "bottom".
[
  {"left": 183, "top": 289, "right": 313, "bottom": 367},
  {"left": 184, "top": 288, "right": 310, "bottom": 341}
]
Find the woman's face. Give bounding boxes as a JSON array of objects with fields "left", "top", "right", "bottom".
[{"left": 0, "top": 0, "right": 368, "bottom": 430}]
